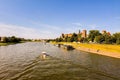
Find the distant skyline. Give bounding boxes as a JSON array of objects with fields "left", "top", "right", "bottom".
[{"left": 0, "top": 0, "right": 120, "bottom": 39}]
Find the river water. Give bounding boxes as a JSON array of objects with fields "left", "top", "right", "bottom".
[{"left": 0, "top": 42, "right": 120, "bottom": 80}]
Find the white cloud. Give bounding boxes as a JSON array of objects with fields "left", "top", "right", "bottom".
[
  {"left": 30, "top": 21, "right": 61, "bottom": 31},
  {"left": 0, "top": 22, "right": 103, "bottom": 39},
  {"left": 0, "top": 23, "right": 60, "bottom": 39}
]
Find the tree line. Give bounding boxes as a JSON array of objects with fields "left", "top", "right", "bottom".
[
  {"left": 0, "top": 36, "right": 27, "bottom": 43},
  {"left": 55, "top": 30, "right": 120, "bottom": 44}
]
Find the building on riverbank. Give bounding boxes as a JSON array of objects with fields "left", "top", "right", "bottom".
[
  {"left": 61, "top": 30, "right": 111, "bottom": 39},
  {"left": 61, "top": 30, "right": 87, "bottom": 39},
  {"left": 81, "top": 30, "right": 87, "bottom": 38},
  {"left": 0, "top": 37, "right": 6, "bottom": 42},
  {"left": 61, "top": 33, "right": 73, "bottom": 38}
]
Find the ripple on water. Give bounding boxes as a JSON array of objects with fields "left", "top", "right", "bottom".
[
  {"left": 5, "top": 57, "right": 118, "bottom": 80},
  {"left": 0, "top": 42, "right": 120, "bottom": 80}
]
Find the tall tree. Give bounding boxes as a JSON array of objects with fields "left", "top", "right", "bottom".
[
  {"left": 71, "top": 33, "right": 78, "bottom": 42},
  {"left": 113, "top": 33, "right": 120, "bottom": 44},
  {"left": 88, "top": 30, "right": 101, "bottom": 42},
  {"left": 77, "top": 33, "right": 81, "bottom": 42},
  {"left": 94, "top": 35, "right": 104, "bottom": 43}
]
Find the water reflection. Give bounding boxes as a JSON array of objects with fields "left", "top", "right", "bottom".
[{"left": 0, "top": 42, "right": 120, "bottom": 80}]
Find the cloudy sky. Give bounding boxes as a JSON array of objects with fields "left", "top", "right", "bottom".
[{"left": 0, "top": 0, "right": 120, "bottom": 39}]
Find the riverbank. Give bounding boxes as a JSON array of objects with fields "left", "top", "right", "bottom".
[
  {"left": 0, "top": 43, "right": 14, "bottom": 46},
  {"left": 51, "top": 42, "right": 120, "bottom": 58},
  {"left": 0, "top": 41, "right": 26, "bottom": 46}
]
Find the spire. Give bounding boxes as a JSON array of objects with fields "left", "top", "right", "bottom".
[{"left": 79, "top": 30, "right": 81, "bottom": 34}]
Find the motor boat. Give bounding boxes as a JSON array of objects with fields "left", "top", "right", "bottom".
[{"left": 41, "top": 52, "right": 50, "bottom": 59}]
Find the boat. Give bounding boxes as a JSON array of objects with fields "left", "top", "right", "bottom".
[
  {"left": 60, "top": 44, "right": 74, "bottom": 50},
  {"left": 41, "top": 52, "right": 50, "bottom": 59}
]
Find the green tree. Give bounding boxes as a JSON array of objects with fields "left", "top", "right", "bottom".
[
  {"left": 55, "top": 38, "right": 63, "bottom": 42},
  {"left": 77, "top": 33, "right": 81, "bottom": 42},
  {"left": 55, "top": 38, "right": 59, "bottom": 42},
  {"left": 113, "top": 33, "right": 120, "bottom": 44},
  {"left": 116, "top": 38, "right": 120, "bottom": 44},
  {"left": 71, "top": 33, "right": 78, "bottom": 42},
  {"left": 64, "top": 36, "right": 68, "bottom": 42},
  {"left": 94, "top": 35, "right": 104, "bottom": 43},
  {"left": 83, "top": 38, "right": 88, "bottom": 43},
  {"left": 67, "top": 37, "right": 71, "bottom": 42},
  {"left": 88, "top": 30, "right": 101, "bottom": 42},
  {"left": 102, "top": 33, "right": 113, "bottom": 44},
  {"left": 79, "top": 37, "right": 84, "bottom": 43}
]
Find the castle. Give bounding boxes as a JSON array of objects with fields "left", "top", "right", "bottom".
[
  {"left": 60, "top": 30, "right": 111, "bottom": 39},
  {"left": 61, "top": 30, "right": 87, "bottom": 38}
]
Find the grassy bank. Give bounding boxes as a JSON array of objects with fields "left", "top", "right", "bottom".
[
  {"left": 51, "top": 42, "right": 120, "bottom": 58},
  {"left": 0, "top": 43, "right": 9, "bottom": 46},
  {"left": 69, "top": 43, "right": 120, "bottom": 53},
  {"left": 0, "top": 41, "right": 26, "bottom": 46},
  {"left": 0, "top": 42, "right": 17, "bottom": 46}
]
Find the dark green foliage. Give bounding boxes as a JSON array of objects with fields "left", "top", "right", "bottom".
[
  {"left": 0, "top": 36, "right": 25, "bottom": 43},
  {"left": 94, "top": 32, "right": 119, "bottom": 44},
  {"left": 56, "top": 38, "right": 63, "bottom": 42},
  {"left": 79, "top": 37, "right": 88, "bottom": 43},
  {"left": 83, "top": 38, "right": 88, "bottom": 43},
  {"left": 67, "top": 37, "right": 71, "bottom": 42},
  {"left": 64, "top": 36, "right": 68, "bottom": 42},
  {"left": 56, "top": 33, "right": 79, "bottom": 42},
  {"left": 116, "top": 38, "right": 120, "bottom": 44},
  {"left": 77, "top": 33, "right": 81, "bottom": 42},
  {"left": 94, "top": 35, "right": 104, "bottom": 43},
  {"left": 55, "top": 30, "right": 120, "bottom": 44},
  {"left": 79, "top": 37, "right": 84, "bottom": 43},
  {"left": 71, "top": 33, "right": 78, "bottom": 42},
  {"left": 88, "top": 30, "right": 101, "bottom": 42},
  {"left": 46, "top": 39, "right": 55, "bottom": 42},
  {"left": 103, "top": 36, "right": 113, "bottom": 44},
  {"left": 113, "top": 33, "right": 120, "bottom": 44}
]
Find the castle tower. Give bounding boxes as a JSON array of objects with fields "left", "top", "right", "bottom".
[
  {"left": 78, "top": 30, "right": 81, "bottom": 34},
  {"left": 82, "top": 30, "right": 87, "bottom": 38},
  {"left": 61, "top": 33, "right": 65, "bottom": 38}
]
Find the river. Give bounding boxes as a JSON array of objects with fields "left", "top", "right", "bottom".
[{"left": 0, "top": 42, "right": 120, "bottom": 80}]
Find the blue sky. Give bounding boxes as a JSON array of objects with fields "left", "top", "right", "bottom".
[{"left": 0, "top": 0, "right": 120, "bottom": 39}]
